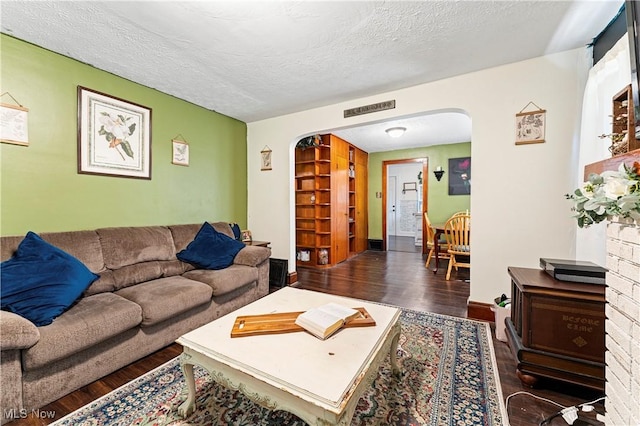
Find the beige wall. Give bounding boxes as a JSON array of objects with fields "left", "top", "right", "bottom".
[{"left": 247, "top": 48, "right": 588, "bottom": 304}]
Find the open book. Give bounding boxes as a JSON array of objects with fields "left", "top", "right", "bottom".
[{"left": 294, "top": 303, "right": 362, "bottom": 340}]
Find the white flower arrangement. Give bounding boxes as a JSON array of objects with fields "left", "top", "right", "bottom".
[{"left": 566, "top": 162, "right": 640, "bottom": 228}]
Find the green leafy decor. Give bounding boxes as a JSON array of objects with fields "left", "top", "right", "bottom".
[{"left": 566, "top": 162, "right": 640, "bottom": 228}]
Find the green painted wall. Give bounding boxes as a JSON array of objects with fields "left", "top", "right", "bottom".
[
  {"left": 0, "top": 35, "right": 247, "bottom": 236},
  {"left": 368, "top": 142, "right": 471, "bottom": 239}
]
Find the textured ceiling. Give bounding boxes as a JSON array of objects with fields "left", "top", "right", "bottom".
[{"left": 1, "top": 1, "right": 623, "bottom": 152}]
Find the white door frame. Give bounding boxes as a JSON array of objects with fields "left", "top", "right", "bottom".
[{"left": 382, "top": 158, "right": 428, "bottom": 252}]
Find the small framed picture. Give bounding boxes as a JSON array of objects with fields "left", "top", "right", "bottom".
[
  {"left": 515, "top": 109, "right": 546, "bottom": 145},
  {"left": 0, "top": 103, "right": 29, "bottom": 146},
  {"left": 241, "top": 230, "right": 252, "bottom": 242},
  {"left": 172, "top": 139, "right": 189, "bottom": 166},
  {"left": 260, "top": 146, "right": 272, "bottom": 171}
]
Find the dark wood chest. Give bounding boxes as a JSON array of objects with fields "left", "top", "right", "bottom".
[{"left": 506, "top": 267, "right": 606, "bottom": 391}]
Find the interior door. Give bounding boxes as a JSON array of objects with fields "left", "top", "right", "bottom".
[
  {"left": 382, "top": 158, "right": 428, "bottom": 253},
  {"left": 387, "top": 175, "right": 397, "bottom": 240}
]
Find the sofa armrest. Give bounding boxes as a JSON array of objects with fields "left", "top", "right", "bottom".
[
  {"left": 234, "top": 246, "right": 271, "bottom": 267},
  {"left": 0, "top": 311, "right": 39, "bottom": 350}
]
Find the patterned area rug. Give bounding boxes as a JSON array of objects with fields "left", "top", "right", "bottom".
[{"left": 52, "top": 309, "right": 507, "bottom": 425}]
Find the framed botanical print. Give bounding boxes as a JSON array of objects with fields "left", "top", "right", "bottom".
[
  {"left": 0, "top": 103, "right": 29, "bottom": 146},
  {"left": 261, "top": 146, "right": 272, "bottom": 171},
  {"left": 77, "top": 86, "right": 152, "bottom": 179},
  {"left": 172, "top": 139, "right": 189, "bottom": 166},
  {"left": 515, "top": 109, "right": 546, "bottom": 145}
]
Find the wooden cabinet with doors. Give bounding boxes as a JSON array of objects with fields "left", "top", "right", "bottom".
[
  {"left": 295, "top": 134, "right": 368, "bottom": 268},
  {"left": 354, "top": 146, "right": 369, "bottom": 253},
  {"left": 505, "top": 267, "right": 605, "bottom": 391}
]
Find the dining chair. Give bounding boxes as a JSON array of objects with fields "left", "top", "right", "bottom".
[
  {"left": 449, "top": 209, "right": 470, "bottom": 218},
  {"left": 424, "top": 212, "right": 449, "bottom": 268},
  {"left": 443, "top": 213, "right": 471, "bottom": 280}
]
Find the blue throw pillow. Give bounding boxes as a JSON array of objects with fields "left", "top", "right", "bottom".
[
  {"left": 177, "top": 222, "right": 245, "bottom": 270},
  {"left": 0, "top": 231, "right": 100, "bottom": 326}
]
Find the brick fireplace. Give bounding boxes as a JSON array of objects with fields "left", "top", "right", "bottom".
[{"left": 604, "top": 218, "right": 640, "bottom": 424}]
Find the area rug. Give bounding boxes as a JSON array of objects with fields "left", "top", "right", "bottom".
[{"left": 51, "top": 309, "right": 508, "bottom": 425}]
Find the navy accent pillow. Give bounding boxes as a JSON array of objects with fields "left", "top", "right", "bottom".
[
  {"left": 177, "top": 222, "right": 245, "bottom": 270},
  {"left": 0, "top": 231, "right": 100, "bottom": 326},
  {"left": 230, "top": 223, "right": 241, "bottom": 240}
]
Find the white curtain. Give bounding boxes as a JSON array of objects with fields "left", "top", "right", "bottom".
[{"left": 576, "top": 35, "right": 631, "bottom": 265}]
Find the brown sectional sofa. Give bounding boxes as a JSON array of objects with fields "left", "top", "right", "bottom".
[{"left": 0, "top": 222, "right": 270, "bottom": 424}]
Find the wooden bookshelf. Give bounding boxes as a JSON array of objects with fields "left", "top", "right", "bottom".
[{"left": 294, "top": 134, "right": 368, "bottom": 268}]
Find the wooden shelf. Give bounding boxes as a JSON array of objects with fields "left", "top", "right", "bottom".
[
  {"left": 294, "top": 134, "right": 368, "bottom": 268},
  {"left": 607, "top": 85, "right": 639, "bottom": 156},
  {"left": 583, "top": 148, "right": 640, "bottom": 180}
]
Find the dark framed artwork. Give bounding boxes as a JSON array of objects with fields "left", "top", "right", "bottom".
[
  {"left": 77, "top": 86, "right": 152, "bottom": 179},
  {"left": 448, "top": 157, "right": 471, "bottom": 195}
]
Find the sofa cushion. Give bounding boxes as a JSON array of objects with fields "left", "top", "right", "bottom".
[
  {"left": 177, "top": 222, "right": 245, "bottom": 270},
  {"left": 183, "top": 264, "right": 258, "bottom": 297},
  {"left": 115, "top": 276, "right": 213, "bottom": 327},
  {"left": 1, "top": 232, "right": 100, "bottom": 326},
  {"left": 110, "top": 261, "right": 163, "bottom": 291},
  {"left": 1, "top": 230, "right": 105, "bottom": 273},
  {"left": 211, "top": 222, "right": 235, "bottom": 239},
  {"left": 234, "top": 246, "right": 271, "bottom": 267},
  {"left": 83, "top": 271, "right": 117, "bottom": 296},
  {"left": 22, "top": 293, "right": 142, "bottom": 370},
  {"left": 97, "top": 226, "right": 176, "bottom": 270},
  {"left": 0, "top": 311, "right": 40, "bottom": 351}
]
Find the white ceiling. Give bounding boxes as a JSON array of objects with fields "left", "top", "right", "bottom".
[{"left": 0, "top": 1, "right": 623, "bottom": 152}]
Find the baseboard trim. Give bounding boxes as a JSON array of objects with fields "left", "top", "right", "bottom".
[
  {"left": 467, "top": 301, "right": 494, "bottom": 323},
  {"left": 287, "top": 271, "right": 298, "bottom": 285}
]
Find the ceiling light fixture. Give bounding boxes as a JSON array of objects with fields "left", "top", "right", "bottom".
[{"left": 385, "top": 127, "right": 406, "bottom": 138}]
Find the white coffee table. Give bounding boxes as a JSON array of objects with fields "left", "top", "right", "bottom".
[{"left": 176, "top": 286, "right": 401, "bottom": 425}]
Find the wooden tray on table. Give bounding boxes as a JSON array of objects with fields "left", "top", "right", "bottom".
[{"left": 230, "top": 307, "right": 376, "bottom": 338}]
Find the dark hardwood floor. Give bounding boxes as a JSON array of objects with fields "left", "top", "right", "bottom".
[{"left": 9, "top": 250, "right": 604, "bottom": 426}]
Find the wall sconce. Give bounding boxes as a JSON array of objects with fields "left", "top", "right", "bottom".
[{"left": 433, "top": 166, "right": 445, "bottom": 181}]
